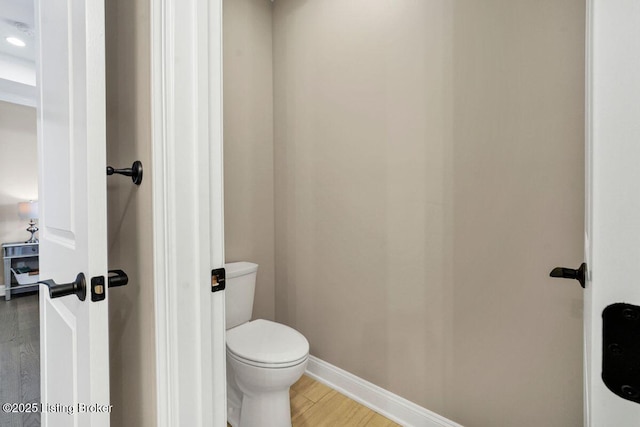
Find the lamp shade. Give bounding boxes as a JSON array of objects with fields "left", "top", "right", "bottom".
[{"left": 18, "top": 201, "right": 39, "bottom": 220}]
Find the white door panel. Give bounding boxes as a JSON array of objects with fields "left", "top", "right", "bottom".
[{"left": 37, "top": 0, "right": 109, "bottom": 424}]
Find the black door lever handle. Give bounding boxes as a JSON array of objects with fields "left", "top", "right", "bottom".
[
  {"left": 549, "top": 263, "right": 587, "bottom": 288},
  {"left": 106, "top": 160, "right": 143, "bottom": 185},
  {"left": 39, "top": 273, "right": 87, "bottom": 301},
  {"left": 108, "top": 269, "right": 129, "bottom": 288}
]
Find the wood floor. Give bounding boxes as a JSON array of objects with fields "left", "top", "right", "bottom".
[
  {"left": 0, "top": 292, "right": 40, "bottom": 427},
  {"left": 228, "top": 375, "right": 400, "bottom": 427}
]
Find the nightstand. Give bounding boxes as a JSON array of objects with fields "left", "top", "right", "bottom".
[{"left": 2, "top": 242, "right": 39, "bottom": 301}]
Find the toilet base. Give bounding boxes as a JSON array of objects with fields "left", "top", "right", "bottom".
[
  {"left": 238, "top": 389, "right": 292, "bottom": 427},
  {"left": 227, "top": 371, "right": 242, "bottom": 427},
  {"left": 226, "top": 352, "right": 308, "bottom": 427}
]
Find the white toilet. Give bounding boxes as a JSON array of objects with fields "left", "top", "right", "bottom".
[{"left": 225, "top": 262, "right": 309, "bottom": 427}]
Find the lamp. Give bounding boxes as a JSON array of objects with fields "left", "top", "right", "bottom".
[{"left": 18, "top": 200, "right": 39, "bottom": 243}]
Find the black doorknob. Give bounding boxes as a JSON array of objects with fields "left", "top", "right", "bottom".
[
  {"left": 39, "top": 273, "right": 87, "bottom": 301},
  {"left": 549, "top": 263, "right": 587, "bottom": 288}
]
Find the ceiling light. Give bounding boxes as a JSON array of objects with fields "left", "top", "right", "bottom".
[{"left": 6, "top": 37, "right": 26, "bottom": 47}]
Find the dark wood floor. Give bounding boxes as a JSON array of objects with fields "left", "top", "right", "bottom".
[{"left": 0, "top": 292, "right": 40, "bottom": 427}]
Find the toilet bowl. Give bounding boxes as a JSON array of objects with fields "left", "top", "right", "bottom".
[
  {"left": 225, "top": 262, "right": 309, "bottom": 427},
  {"left": 227, "top": 319, "right": 308, "bottom": 427}
]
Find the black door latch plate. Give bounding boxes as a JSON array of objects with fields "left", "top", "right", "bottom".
[
  {"left": 602, "top": 303, "right": 640, "bottom": 404},
  {"left": 211, "top": 268, "right": 225, "bottom": 293},
  {"left": 91, "top": 275, "right": 106, "bottom": 302}
]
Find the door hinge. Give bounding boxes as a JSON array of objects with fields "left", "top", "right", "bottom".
[
  {"left": 602, "top": 303, "right": 640, "bottom": 404},
  {"left": 211, "top": 268, "right": 225, "bottom": 293}
]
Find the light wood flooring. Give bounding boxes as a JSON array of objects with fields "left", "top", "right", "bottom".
[
  {"left": 228, "top": 374, "right": 400, "bottom": 427},
  {"left": 0, "top": 292, "right": 40, "bottom": 427}
]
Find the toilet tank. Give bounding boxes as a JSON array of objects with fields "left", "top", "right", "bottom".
[{"left": 224, "top": 262, "right": 258, "bottom": 330}]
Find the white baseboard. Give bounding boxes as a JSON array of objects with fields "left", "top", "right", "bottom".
[{"left": 305, "top": 355, "right": 464, "bottom": 427}]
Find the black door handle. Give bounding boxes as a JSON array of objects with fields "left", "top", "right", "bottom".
[
  {"left": 108, "top": 269, "right": 128, "bottom": 288},
  {"left": 549, "top": 263, "right": 587, "bottom": 288},
  {"left": 39, "top": 273, "right": 86, "bottom": 301},
  {"left": 106, "top": 160, "right": 143, "bottom": 185}
]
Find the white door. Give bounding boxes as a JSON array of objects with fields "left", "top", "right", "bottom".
[
  {"left": 36, "top": 0, "right": 109, "bottom": 425},
  {"left": 585, "top": 0, "right": 640, "bottom": 425}
]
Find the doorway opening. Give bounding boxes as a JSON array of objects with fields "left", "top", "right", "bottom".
[{"left": 0, "top": 0, "right": 40, "bottom": 425}]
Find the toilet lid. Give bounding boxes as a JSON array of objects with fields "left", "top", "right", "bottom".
[{"left": 226, "top": 319, "right": 309, "bottom": 366}]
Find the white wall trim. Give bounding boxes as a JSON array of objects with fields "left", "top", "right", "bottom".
[
  {"left": 150, "top": 0, "right": 177, "bottom": 424},
  {"left": 306, "top": 356, "right": 464, "bottom": 427},
  {"left": 584, "top": 2, "right": 594, "bottom": 426},
  {"left": 206, "top": 0, "right": 229, "bottom": 424},
  {"left": 151, "top": 0, "right": 225, "bottom": 425}
]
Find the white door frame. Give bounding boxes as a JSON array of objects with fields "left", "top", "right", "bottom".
[
  {"left": 585, "top": 0, "right": 640, "bottom": 425},
  {"left": 151, "top": 0, "right": 226, "bottom": 425}
]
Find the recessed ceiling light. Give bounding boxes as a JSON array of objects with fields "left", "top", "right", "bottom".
[{"left": 6, "top": 37, "right": 26, "bottom": 47}]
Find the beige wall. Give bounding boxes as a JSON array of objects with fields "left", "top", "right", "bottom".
[
  {"left": 0, "top": 101, "right": 38, "bottom": 285},
  {"left": 448, "top": 0, "right": 585, "bottom": 426},
  {"left": 274, "top": 0, "right": 452, "bottom": 412},
  {"left": 273, "top": 0, "right": 452, "bottom": 411},
  {"left": 105, "top": 0, "right": 156, "bottom": 425},
  {"left": 223, "top": 0, "right": 276, "bottom": 321},
  {"left": 446, "top": 2, "right": 585, "bottom": 425},
  {"left": 272, "top": 1, "right": 584, "bottom": 426},
  {"left": 449, "top": 0, "right": 585, "bottom": 426}
]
